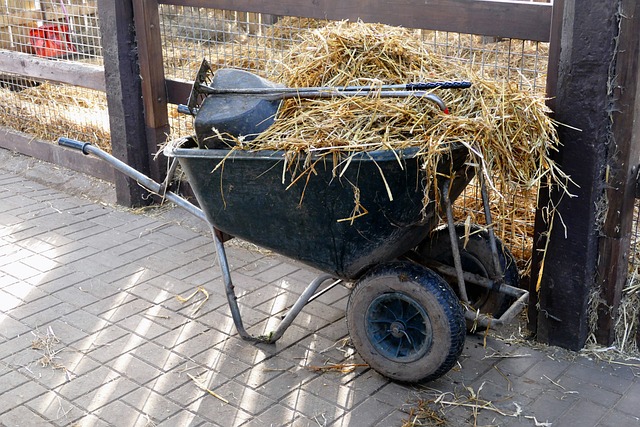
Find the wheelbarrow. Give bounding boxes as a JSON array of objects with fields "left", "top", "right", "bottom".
[{"left": 56, "top": 72, "right": 527, "bottom": 384}]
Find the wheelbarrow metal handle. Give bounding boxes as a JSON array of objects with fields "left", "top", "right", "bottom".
[{"left": 57, "top": 138, "right": 206, "bottom": 222}]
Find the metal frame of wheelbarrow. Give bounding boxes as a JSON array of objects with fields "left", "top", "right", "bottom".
[
  {"left": 432, "top": 174, "right": 529, "bottom": 329},
  {"left": 58, "top": 137, "right": 528, "bottom": 342}
]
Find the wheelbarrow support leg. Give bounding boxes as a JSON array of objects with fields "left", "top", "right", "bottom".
[
  {"left": 210, "top": 224, "right": 255, "bottom": 341},
  {"left": 442, "top": 180, "right": 470, "bottom": 304},
  {"left": 210, "top": 223, "right": 335, "bottom": 344}
]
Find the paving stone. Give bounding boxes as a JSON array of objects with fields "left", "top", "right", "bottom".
[
  {"left": 0, "top": 289, "right": 24, "bottom": 313},
  {"left": 0, "top": 405, "right": 50, "bottom": 426},
  {"left": 20, "top": 301, "right": 79, "bottom": 329},
  {"left": 329, "top": 394, "right": 397, "bottom": 427},
  {"left": 614, "top": 380, "right": 640, "bottom": 417},
  {"left": 60, "top": 309, "right": 110, "bottom": 336},
  {"left": 565, "top": 361, "right": 635, "bottom": 394},
  {"left": 554, "top": 398, "right": 609, "bottom": 427},
  {"left": 280, "top": 388, "right": 347, "bottom": 423},
  {"left": 25, "top": 390, "right": 85, "bottom": 427},
  {"left": 187, "top": 395, "right": 254, "bottom": 427},
  {"left": 117, "top": 313, "right": 174, "bottom": 341},
  {"left": 121, "top": 386, "right": 183, "bottom": 423},
  {"left": 110, "top": 352, "right": 164, "bottom": 385},
  {"left": 71, "top": 325, "right": 135, "bottom": 362},
  {"left": 0, "top": 370, "right": 30, "bottom": 393},
  {"left": 7, "top": 294, "right": 64, "bottom": 320},
  {"left": 65, "top": 413, "right": 112, "bottom": 427},
  {"left": 1, "top": 260, "right": 43, "bottom": 281},
  {"left": 154, "top": 410, "right": 212, "bottom": 427},
  {"left": 242, "top": 403, "right": 299, "bottom": 427},
  {"left": 92, "top": 399, "right": 155, "bottom": 427},
  {"left": 214, "top": 379, "right": 278, "bottom": 415},
  {"left": 0, "top": 312, "right": 31, "bottom": 339},
  {"left": 55, "top": 365, "right": 120, "bottom": 401},
  {"left": 71, "top": 375, "right": 139, "bottom": 412},
  {"left": 0, "top": 379, "right": 49, "bottom": 415},
  {"left": 597, "top": 408, "right": 640, "bottom": 427}
]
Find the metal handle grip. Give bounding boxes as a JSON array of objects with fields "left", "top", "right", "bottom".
[
  {"left": 58, "top": 137, "right": 91, "bottom": 154},
  {"left": 405, "top": 81, "right": 472, "bottom": 90}
]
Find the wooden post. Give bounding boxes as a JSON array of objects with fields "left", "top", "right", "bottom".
[
  {"left": 97, "top": 0, "right": 151, "bottom": 206},
  {"left": 532, "top": 0, "right": 640, "bottom": 350}
]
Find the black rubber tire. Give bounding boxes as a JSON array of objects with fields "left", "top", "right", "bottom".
[
  {"left": 416, "top": 224, "right": 519, "bottom": 319},
  {"left": 346, "top": 261, "right": 465, "bottom": 383}
]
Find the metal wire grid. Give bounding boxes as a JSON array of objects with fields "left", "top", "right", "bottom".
[
  {"left": 159, "top": 7, "right": 549, "bottom": 134},
  {"left": 1, "top": 0, "right": 102, "bottom": 63},
  {"left": 0, "top": 1, "right": 107, "bottom": 149},
  {"left": 422, "top": 32, "right": 548, "bottom": 94},
  {"left": 0, "top": 73, "right": 110, "bottom": 150},
  {"left": 159, "top": 7, "right": 548, "bottom": 276}
]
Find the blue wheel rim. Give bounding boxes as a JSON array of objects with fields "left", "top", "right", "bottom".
[{"left": 365, "top": 292, "right": 433, "bottom": 362}]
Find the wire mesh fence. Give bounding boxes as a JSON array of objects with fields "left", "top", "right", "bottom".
[
  {"left": 0, "top": 0, "right": 107, "bottom": 149},
  {"left": 159, "top": 6, "right": 548, "bottom": 278},
  {"left": 0, "top": 3, "right": 552, "bottom": 277}
]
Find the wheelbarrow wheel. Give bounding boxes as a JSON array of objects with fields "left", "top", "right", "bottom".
[
  {"left": 416, "top": 224, "right": 519, "bottom": 323},
  {"left": 346, "top": 261, "right": 465, "bottom": 383}
]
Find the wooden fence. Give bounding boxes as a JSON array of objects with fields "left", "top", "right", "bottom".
[{"left": 0, "top": 0, "right": 638, "bottom": 351}]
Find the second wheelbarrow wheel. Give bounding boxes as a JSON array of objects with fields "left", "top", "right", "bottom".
[{"left": 346, "top": 261, "right": 465, "bottom": 383}]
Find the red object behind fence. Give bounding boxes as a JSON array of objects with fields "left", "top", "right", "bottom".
[{"left": 29, "top": 24, "right": 76, "bottom": 58}]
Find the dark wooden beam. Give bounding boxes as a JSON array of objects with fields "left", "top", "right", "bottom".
[
  {"left": 595, "top": 0, "right": 640, "bottom": 344},
  {"left": 533, "top": 0, "right": 635, "bottom": 350},
  {"left": 166, "top": 78, "right": 191, "bottom": 106},
  {"left": 0, "top": 127, "right": 115, "bottom": 182},
  {"left": 161, "top": 0, "right": 552, "bottom": 42},
  {"left": 0, "top": 51, "right": 105, "bottom": 91},
  {"left": 97, "top": 0, "right": 151, "bottom": 207}
]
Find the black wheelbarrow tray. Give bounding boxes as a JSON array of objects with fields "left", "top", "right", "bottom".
[{"left": 58, "top": 136, "right": 528, "bottom": 383}]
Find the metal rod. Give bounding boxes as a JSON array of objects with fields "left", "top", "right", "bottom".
[
  {"left": 443, "top": 180, "right": 470, "bottom": 304},
  {"left": 196, "top": 80, "right": 471, "bottom": 96},
  {"left": 210, "top": 224, "right": 257, "bottom": 342},
  {"left": 266, "top": 274, "right": 336, "bottom": 343},
  {"left": 479, "top": 173, "right": 504, "bottom": 285},
  {"left": 179, "top": 92, "right": 450, "bottom": 116},
  {"left": 425, "top": 260, "right": 524, "bottom": 298},
  {"left": 280, "top": 279, "right": 342, "bottom": 319},
  {"left": 464, "top": 289, "right": 529, "bottom": 328}
]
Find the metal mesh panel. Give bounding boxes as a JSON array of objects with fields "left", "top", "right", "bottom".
[
  {"left": 1, "top": 0, "right": 102, "bottom": 62},
  {"left": 159, "top": 7, "right": 548, "bottom": 276},
  {"left": 0, "top": 1, "right": 107, "bottom": 149}
]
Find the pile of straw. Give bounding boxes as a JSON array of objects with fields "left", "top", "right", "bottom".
[
  {"left": 0, "top": 80, "right": 111, "bottom": 151},
  {"left": 229, "top": 21, "right": 567, "bottom": 226}
]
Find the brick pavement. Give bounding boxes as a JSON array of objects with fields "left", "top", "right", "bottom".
[{"left": 0, "top": 149, "right": 639, "bottom": 426}]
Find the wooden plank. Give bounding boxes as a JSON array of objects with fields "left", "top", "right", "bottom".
[
  {"left": 166, "top": 78, "right": 191, "bottom": 106},
  {"left": 595, "top": 0, "right": 640, "bottom": 344},
  {"left": 132, "top": 0, "right": 170, "bottom": 183},
  {"left": 97, "top": 0, "right": 152, "bottom": 207},
  {"left": 0, "top": 126, "right": 115, "bottom": 182},
  {"left": 161, "top": 0, "right": 552, "bottom": 42},
  {"left": 0, "top": 50, "right": 105, "bottom": 91}
]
